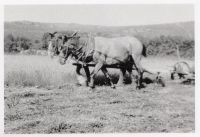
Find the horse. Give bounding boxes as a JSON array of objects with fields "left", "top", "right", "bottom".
[
  {"left": 58, "top": 32, "right": 147, "bottom": 89},
  {"left": 47, "top": 32, "right": 91, "bottom": 86}
]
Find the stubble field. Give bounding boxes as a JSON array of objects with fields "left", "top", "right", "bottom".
[{"left": 4, "top": 55, "right": 195, "bottom": 133}]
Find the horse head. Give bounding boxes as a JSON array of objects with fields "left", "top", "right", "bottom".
[
  {"left": 47, "top": 32, "right": 68, "bottom": 58},
  {"left": 58, "top": 31, "right": 81, "bottom": 65}
]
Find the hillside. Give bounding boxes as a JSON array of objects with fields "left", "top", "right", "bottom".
[
  {"left": 4, "top": 21, "right": 194, "bottom": 58},
  {"left": 4, "top": 21, "right": 194, "bottom": 41}
]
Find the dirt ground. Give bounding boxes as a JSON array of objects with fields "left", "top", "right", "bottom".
[{"left": 4, "top": 78, "right": 194, "bottom": 133}]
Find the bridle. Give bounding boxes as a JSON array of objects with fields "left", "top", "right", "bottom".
[
  {"left": 62, "top": 45, "right": 85, "bottom": 61},
  {"left": 48, "top": 38, "right": 60, "bottom": 56}
]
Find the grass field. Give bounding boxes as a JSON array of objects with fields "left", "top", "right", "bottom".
[
  {"left": 4, "top": 55, "right": 78, "bottom": 88},
  {"left": 4, "top": 54, "right": 195, "bottom": 133}
]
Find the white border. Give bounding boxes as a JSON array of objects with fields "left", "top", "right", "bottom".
[
  {"left": 0, "top": 0, "right": 4, "bottom": 136},
  {"left": 0, "top": 0, "right": 199, "bottom": 137},
  {"left": 1, "top": 0, "right": 198, "bottom": 5}
]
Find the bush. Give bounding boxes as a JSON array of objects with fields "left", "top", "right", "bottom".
[
  {"left": 4, "top": 34, "right": 32, "bottom": 53},
  {"left": 144, "top": 35, "right": 194, "bottom": 58},
  {"left": 41, "top": 33, "right": 51, "bottom": 50},
  {"left": 34, "top": 40, "right": 40, "bottom": 44}
]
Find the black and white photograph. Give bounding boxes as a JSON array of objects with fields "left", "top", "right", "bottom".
[{"left": 2, "top": 1, "right": 197, "bottom": 134}]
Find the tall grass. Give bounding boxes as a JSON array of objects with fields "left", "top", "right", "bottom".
[
  {"left": 4, "top": 55, "right": 77, "bottom": 87},
  {"left": 4, "top": 54, "right": 194, "bottom": 88}
]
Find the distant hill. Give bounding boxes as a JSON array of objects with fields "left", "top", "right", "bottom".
[
  {"left": 4, "top": 21, "right": 194, "bottom": 41},
  {"left": 4, "top": 21, "right": 194, "bottom": 58}
]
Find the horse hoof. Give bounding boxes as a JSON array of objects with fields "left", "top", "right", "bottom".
[
  {"left": 111, "top": 85, "right": 116, "bottom": 89},
  {"left": 89, "top": 84, "right": 95, "bottom": 89},
  {"left": 75, "top": 83, "right": 82, "bottom": 87},
  {"left": 136, "top": 85, "right": 142, "bottom": 89},
  {"left": 82, "top": 82, "right": 89, "bottom": 87},
  {"left": 116, "top": 83, "right": 125, "bottom": 87}
]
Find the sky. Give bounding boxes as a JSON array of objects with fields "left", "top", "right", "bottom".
[{"left": 4, "top": 4, "right": 194, "bottom": 26}]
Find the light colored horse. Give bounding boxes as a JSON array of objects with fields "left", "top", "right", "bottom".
[{"left": 59, "top": 33, "right": 146, "bottom": 89}]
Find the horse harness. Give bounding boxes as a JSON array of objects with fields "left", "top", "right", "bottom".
[{"left": 65, "top": 35, "right": 134, "bottom": 68}]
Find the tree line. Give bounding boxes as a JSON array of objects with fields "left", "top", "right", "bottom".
[{"left": 4, "top": 33, "right": 194, "bottom": 58}]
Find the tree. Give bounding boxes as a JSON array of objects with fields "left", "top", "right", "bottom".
[
  {"left": 4, "top": 34, "right": 31, "bottom": 53},
  {"left": 34, "top": 39, "right": 40, "bottom": 44},
  {"left": 41, "top": 33, "right": 51, "bottom": 49},
  {"left": 4, "top": 34, "right": 15, "bottom": 52}
]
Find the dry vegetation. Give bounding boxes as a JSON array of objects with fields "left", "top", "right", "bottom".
[
  {"left": 4, "top": 55, "right": 77, "bottom": 88},
  {"left": 4, "top": 54, "right": 195, "bottom": 133}
]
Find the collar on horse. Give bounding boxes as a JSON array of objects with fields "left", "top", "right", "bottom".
[
  {"left": 69, "top": 37, "right": 94, "bottom": 65},
  {"left": 69, "top": 35, "right": 126, "bottom": 66}
]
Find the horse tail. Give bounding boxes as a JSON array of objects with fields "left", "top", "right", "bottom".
[{"left": 142, "top": 44, "right": 147, "bottom": 57}]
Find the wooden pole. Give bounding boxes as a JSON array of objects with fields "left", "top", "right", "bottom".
[
  {"left": 175, "top": 44, "right": 181, "bottom": 61},
  {"left": 72, "top": 62, "right": 137, "bottom": 70}
]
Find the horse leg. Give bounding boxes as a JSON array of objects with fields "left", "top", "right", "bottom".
[
  {"left": 132, "top": 57, "right": 143, "bottom": 89},
  {"left": 75, "top": 64, "right": 83, "bottom": 86},
  {"left": 171, "top": 72, "right": 175, "bottom": 80},
  {"left": 127, "top": 68, "right": 133, "bottom": 81},
  {"left": 127, "top": 55, "right": 142, "bottom": 88},
  {"left": 101, "top": 67, "right": 115, "bottom": 88},
  {"left": 83, "top": 66, "right": 90, "bottom": 86},
  {"left": 137, "top": 67, "right": 144, "bottom": 89},
  {"left": 117, "top": 67, "right": 126, "bottom": 86},
  {"left": 127, "top": 64, "right": 140, "bottom": 84},
  {"left": 178, "top": 73, "right": 182, "bottom": 79},
  {"left": 89, "top": 62, "right": 103, "bottom": 88}
]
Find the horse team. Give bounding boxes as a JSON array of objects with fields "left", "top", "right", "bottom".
[{"left": 47, "top": 31, "right": 194, "bottom": 89}]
